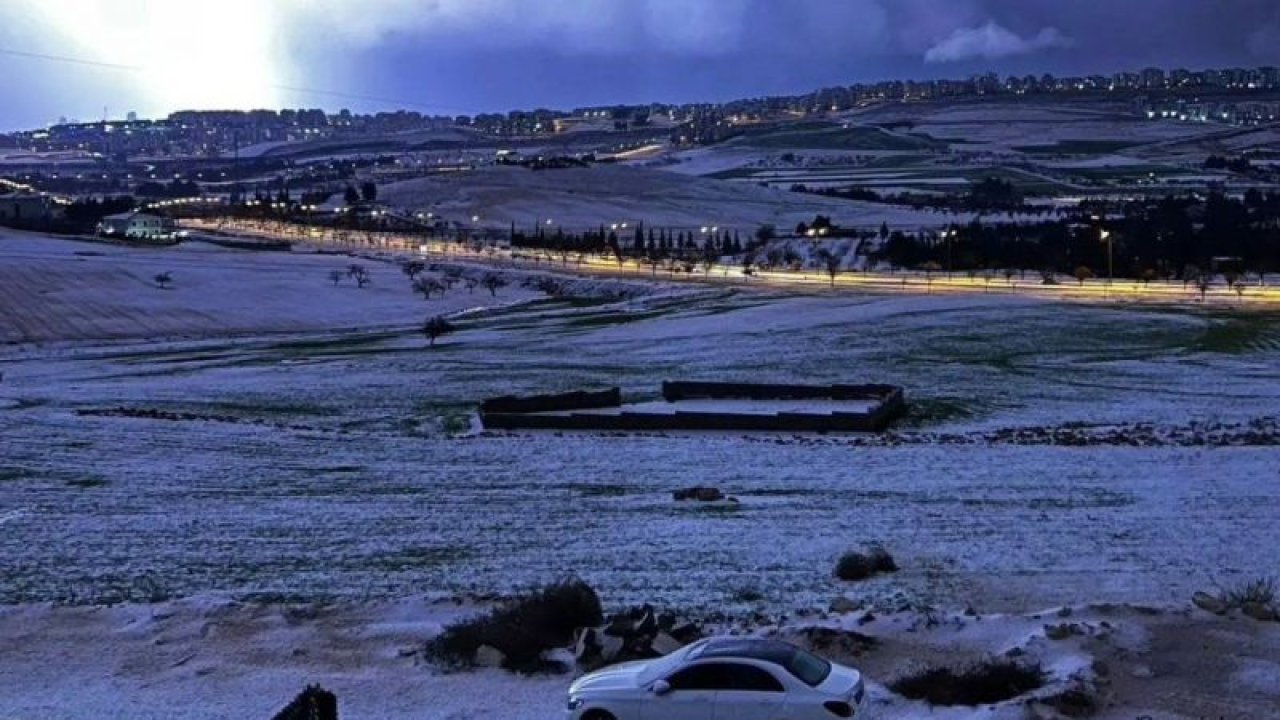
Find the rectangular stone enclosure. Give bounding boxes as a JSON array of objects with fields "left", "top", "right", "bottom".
[{"left": 478, "top": 382, "right": 906, "bottom": 433}]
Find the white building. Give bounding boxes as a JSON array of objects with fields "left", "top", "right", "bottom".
[{"left": 97, "top": 212, "right": 176, "bottom": 240}]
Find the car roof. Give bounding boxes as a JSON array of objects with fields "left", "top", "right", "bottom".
[{"left": 687, "top": 637, "right": 800, "bottom": 666}]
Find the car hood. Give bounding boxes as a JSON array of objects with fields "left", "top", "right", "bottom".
[
  {"left": 817, "top": 663, "right": 864, "bottom": 699},
  {"left": 569, "top": 660, "right": 649, "bottom": 695}
]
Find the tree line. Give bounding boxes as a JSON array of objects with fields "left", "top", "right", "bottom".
[{"left": 869, "top": 191, "right": 1280, "bottom": 282}]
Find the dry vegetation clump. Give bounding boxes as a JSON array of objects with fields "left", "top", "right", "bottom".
[
  {"left": 834, "top": 545, "right": 898, "bottom": 581},
  {"left": 424, "top": 579, "right": 603, "bottom": 673}
]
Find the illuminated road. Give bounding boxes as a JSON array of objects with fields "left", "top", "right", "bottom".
[{"left": 182, "top": 217, "right": 1280, "bottom": 307}]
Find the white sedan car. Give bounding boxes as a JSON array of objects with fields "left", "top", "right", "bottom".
[{"left": 566, "top": 636, "right": 869, "bottom": 720}]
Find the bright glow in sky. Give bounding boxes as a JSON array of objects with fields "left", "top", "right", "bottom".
[
  {"left": 30, "top": 0, "right": 286, "bottom": 113},
  {"left": 1, "top": 0, "right": 1278, "bottom": 130}
]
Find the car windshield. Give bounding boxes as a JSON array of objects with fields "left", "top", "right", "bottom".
[
  {"left": 636, "top": 640, "right": 706, "bottom": 685},
  {"left": 785, "top": 647, "right": 832, "bottom": 687}
]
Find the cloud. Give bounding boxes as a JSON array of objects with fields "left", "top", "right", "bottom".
[
  {"left": 924, "top": 20, "right": 1071, "bottom": 63},
  {"left": 1248, "top": 22, "right": 1280, "bottom": 60},
  {"left": 278, "top": 0, "right": 750, "bottom": 56}
]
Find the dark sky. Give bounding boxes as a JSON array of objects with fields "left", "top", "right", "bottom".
[{"left": 1, "top": 0, "right": 1279, "bottom": 130}]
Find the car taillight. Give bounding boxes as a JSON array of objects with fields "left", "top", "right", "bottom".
[{"left": 823, "top": 700, "right": 854, "bottom": 717}]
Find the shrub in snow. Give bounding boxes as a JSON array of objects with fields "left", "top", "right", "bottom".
[
  {"left": 889, "top": 658, "right": 1045, "bottom": 706},
  {"left": 422, "top": 315, "right": 455, "bottom": 346},
  {"left": 424, "top": 578, "right": 603, "bottom": 674},
  {"left": 270, "top": 684, "right": 338, "bottom": 720},
  {"left": 1199, "top": 576, "right": 1280, "bottom": 620},
  {"left": 834, "top": 545, "right": 897, "bottom": 581},
  {"left": 1221, "top": 576, "right": 1277, "bottom": 608}
]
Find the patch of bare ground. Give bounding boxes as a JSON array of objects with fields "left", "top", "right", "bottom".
[
  {"left": 1085, "top": 608, "right": 1280, "bottom": 719},
  {"left": 782, "top": 604, "right": 1280, "bottom": 718}
]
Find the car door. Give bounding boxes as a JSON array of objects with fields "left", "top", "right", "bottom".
[
  {"left": 712, "top": 662, "right": 788, "bottom": 720},
  {"left": 643, "top": 662, "right": 731, "bottom": 720}
]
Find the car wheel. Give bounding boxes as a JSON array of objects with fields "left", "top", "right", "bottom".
[{"left": 581, "top": 711, "right": 617, "bottom": 720}]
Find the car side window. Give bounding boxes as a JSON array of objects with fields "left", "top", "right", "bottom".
[
  {"left": 666, "top": 663, "right": 733, "bottom": 691},
  {"left": 723, "top": 663, "right": 785, "bottom": 692}
]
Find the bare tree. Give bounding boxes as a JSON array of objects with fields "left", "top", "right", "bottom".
[
  {"left": 700, "top": 251, "right": 716, "bottom": 276},
  {"left": 921, "top": 260, "right": 942, "bottom": 291},
  {"left": 347, "top": 264, "right": 371, "bottom": 288},
  {"left": 817, "top": 249, "right": 841, "bottom": 287},
  {"left": 328, "top": 269, "right": 344, "bottom": 287},
  {"left": 464, "top": 277, "right": 479, "bottom": 294},
  {"left": 1073, "top": 266, "right": 1094, "bottom": 286},
  {"left": 1197, "top": 273, "right": 1212, "bottom": 301},
  {"left": 422, "top": 315, "right": 455, "bottom": 347},
  {"left": 402, "top": 260, "right": 426, "bottom": 280},
  {"left": 480, "top": 273, "right": 508, "bottom": 297},
  {"left": 154, "top": 272, "right": 173, "bottom": 289},
  {"left": 413, "top": 277, "right": 445, "bottom": 299}
]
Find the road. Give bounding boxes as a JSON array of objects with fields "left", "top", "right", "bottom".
[{"left": 181, "top": 217, "right": 1280, "bottom": 306}]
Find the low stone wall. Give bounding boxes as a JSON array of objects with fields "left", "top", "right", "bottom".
[
  {"left": 662, "top": 381, "right": 901, "bottom": 403},
  {"left": 479, "top": 387, "right": 621, "bottom": 415},
  {"left": 478, "top": 383, "right": 906, "bottom": 433}
]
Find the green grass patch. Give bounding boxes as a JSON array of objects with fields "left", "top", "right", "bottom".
[
  {"left": 563, "top": 309, "right": 672, "bottom": 329},
  {"left": 439, "top": 411, "right": 473, "bottom": 436},
  {"left": 204, "top": 400, "right": 341, "bottom": 417},
  {"left": 1013, "top": 140, "right": 1140, "bottom": 155},
  {"left": 5, "top": 397, "right": 48, "bottom": 411},
  {"left": 1190, "top": 314, "right": 1280, "bottom": 354},
  {"left": 268, "top": 332, "right": 401, "bottom": 356},
  {"left": 743, "top": 125, "right": 945, "bottom": 152},
  {"left": 360, "top": 545, "right": 469, "bottom": 572},
  {"left": 900, "top": 398, "right": 978, "bottom": 427},
  {"left": 577, "top": 483, "right": 630, "bottom": 497},
  {"left": 311, "top": 465, "right": 364, "bottom": 474},
  {"left": 65, "top": 475, "right": 109, "bottom": 488}
]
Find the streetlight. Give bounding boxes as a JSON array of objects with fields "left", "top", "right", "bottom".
[
  {"left": 943, "top": 228, "right": 956, "bottom": 278},
  {"left": 1100, "top": 229, "right": 1113, "bottom": 285}
]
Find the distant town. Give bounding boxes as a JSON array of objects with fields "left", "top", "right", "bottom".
[{"left": 3, "top": 63, "right": 1278, "bottom": 159}]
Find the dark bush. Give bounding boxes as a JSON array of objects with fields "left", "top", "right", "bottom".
[
  {"left": 834, "top": 546, "right": 898, "bottom": 581},
  {"left": 1039, "top": 687, "right": 1100, "bottom": 717},
  {"left": 424, "top": 578, "right": 603, "bottom": 673},
  {"left": 890, "top": 659, "right": 1045, "bottom": 706},
  {"left": 271, "top": 685, "right": 337, "bottom": 720},
  {"left": 1222, "top": 576, "right": 1277, "bottom": 608}
]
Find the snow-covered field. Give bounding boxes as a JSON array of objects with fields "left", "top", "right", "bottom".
[
  {"left": 0, "top": 231, "right": 541, "bottom": 343},
  {"left": 376, "top": 164, "right": 949, "bottom": 232},
  {"left": 2, "top": 230, "right": 1279, "bottom": 718},
  {"left": 4, "top": 594, "right": 1277, "bottom": 720},
  {"left": 900, "top": 103, "right": 1226, "bottom": 151}
]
